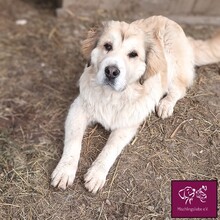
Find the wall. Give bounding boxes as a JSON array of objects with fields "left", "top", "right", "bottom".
[{"left": 57, "top": 0, "right": 220, "bottom": 25}]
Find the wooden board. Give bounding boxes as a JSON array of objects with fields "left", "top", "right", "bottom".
[{"left": 57, "top": 0, "right": 220, "bottom": 19}]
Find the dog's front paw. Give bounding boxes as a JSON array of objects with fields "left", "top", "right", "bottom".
[
  {"left": 157, "top": 98, "right": 175, "bottom": 119},
  {"left": 51, "top": 159, "right": 77, "bottom": 190},
  {"left": 84, "top": 163, "right": 107, "bottom": 194}
]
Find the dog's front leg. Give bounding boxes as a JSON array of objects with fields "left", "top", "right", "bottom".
[
  {"left": 51, "top": 97, "right": 89, "bottom": 190},
  {"left": 84, "top": 126, "right": 138, "bottom": 193}
]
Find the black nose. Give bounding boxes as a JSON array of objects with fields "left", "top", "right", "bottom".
[{"left": 105, "top": 65, "right": 120, "bottom": 80}]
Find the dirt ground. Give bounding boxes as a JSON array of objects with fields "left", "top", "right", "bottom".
[{"left": 0, "top": 0, "right": 219, "bottom": 219}]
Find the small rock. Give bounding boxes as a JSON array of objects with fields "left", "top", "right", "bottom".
[
  {"left": 147, "top": 205, "right": 154, "bottom": 211},
  {"left": 41, "top": 63, "right": 46, "bottom": 67},
  {"left": 166, "top": 197, "right": 170, "bottom": 203},
  {"left": 16, "top": 19, "right": 27, "bottom": 25},
  {"left": 106, "top": 199, "right": 111, "bottom": 205}
]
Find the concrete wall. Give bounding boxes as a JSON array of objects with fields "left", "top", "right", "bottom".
[{"left": 57, "top": 0, "right": 220, "bottom": 25}]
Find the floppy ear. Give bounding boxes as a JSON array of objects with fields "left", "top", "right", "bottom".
[
  {"left": 81, "top": 26, "right": 103, "bottom": 61},
  {"left": 140, "top": 34, "right": 167, "bottom": 85}
]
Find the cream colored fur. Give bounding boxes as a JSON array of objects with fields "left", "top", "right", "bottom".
[{"left": 51, "top": 16, "right": 220, "bottom": 193}]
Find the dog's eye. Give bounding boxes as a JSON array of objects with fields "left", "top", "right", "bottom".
[
  {"left": 128, "top": 51, "right": 138, "bottom": 58},
  {"left": 104, "top": 43, "right": 113, "bottom": 52}
]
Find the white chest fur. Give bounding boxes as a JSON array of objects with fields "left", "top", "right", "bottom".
[{"left": 79, "top": 68, "right": 163, "bottom": 130}]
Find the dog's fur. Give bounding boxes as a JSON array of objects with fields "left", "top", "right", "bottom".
[{"left": 51, "top": 16, "right": 220, "bottom": 193}]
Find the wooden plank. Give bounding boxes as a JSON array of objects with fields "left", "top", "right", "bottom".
[
  {"left": 138, "top": 0, "right": 170, "bottom": 14},
  {"left": 206, "top": 0, "right": 220, "bottom": 16},
  {"left": 192, "top": 0, "right": 212, "bottom": 14},
  {"left": 58, "top": 0, "right": 220, "bottom": 17},
  {"left": 192, "top": 0, "right": 220, "bottom": 16},
  {"left": 168, "top": 0, "right": 196, "bottom": 14},
  {"left": 169, "top": 15, "right": 220, "bottom": 26}
]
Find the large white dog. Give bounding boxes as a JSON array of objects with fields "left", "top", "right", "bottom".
[{"left": 51, "top": 16, "right": 220, "bottom": 193}]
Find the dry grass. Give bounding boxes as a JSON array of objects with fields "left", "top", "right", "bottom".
[{"left": 0, "top": 0, "right": 219, "bottom": 219}]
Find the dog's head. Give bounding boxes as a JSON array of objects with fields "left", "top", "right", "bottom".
[
  {"left": 179, "top": 186, "right": 196, "bottom": 200},
  {"left": 82, "top": 21, "right": 166, "bottom": 92}
]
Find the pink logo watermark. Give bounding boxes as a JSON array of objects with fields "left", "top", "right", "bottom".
[
  {"left": 178, "top": 185, "right": 207, "bottom": 205},
  {"left": 171, "top": 180, "right": 217, "bottom": 218}
]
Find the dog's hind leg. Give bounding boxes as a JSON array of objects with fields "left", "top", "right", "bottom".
[
  {"left": 156, "top": 61, "right": 194, "bottom": 119},
  {"left": 157, "top": 44, "right": 195, "bottom": 119},
  {"left": 156, "top": 80, "right": 187, "bottom": 119},
  {"left": 156, "top": 21, "right": 195, "bottom": 119}
]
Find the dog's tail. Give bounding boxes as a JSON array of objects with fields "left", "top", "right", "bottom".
[{"left": 188, "top": 31, "right": 220, "bottom": 66}]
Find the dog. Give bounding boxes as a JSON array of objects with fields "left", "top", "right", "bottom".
[
  {"left": 178, "top": 185, "right": 208, "bottom": 204},
  {"left": 178, "top": 186, "right": 196, "bottom": 205},
  {"left": 196, "top": 185, "right": 207, "bottom": 203},
  {"left": 51, "top": 16, "right": 220, "bottom": 193}
]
